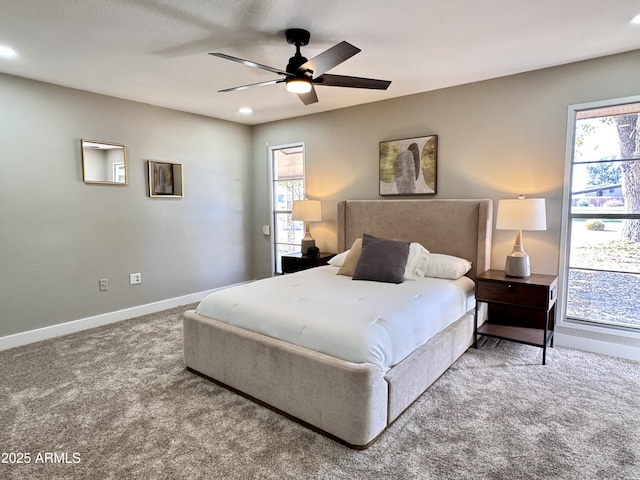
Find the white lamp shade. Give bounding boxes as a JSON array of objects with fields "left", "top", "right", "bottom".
[
  {"left": 292, "top": 200, "right": 322, "bottom": 222},
  {"left": 496, "top": 198, "right": 547, "bottom": 231}
]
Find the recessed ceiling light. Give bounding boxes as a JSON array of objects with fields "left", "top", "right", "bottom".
[
  {"left": 632, "top": 14, "right": 640, "bottom": 24},
  {"left": 0, "top": 45, "right": 17, "bottom": 57},
  {"left": 238, "top": 107, "right": 253, "bottom": 115}
]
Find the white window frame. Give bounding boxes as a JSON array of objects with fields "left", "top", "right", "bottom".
[{"left": 558, "top": 94, "right": 640, "bottom": 344}]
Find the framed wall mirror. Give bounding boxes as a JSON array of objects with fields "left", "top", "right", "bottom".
[{"left": 81, "top": 139, "right": 128, "bottom": 184}]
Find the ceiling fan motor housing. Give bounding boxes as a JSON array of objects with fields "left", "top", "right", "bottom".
[{"left": 287, "top": 54, "right": 309, "bottom": 75}]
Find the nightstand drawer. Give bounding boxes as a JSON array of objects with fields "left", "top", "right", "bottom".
[{"left": 476, "top": 281, "right": 552, "bottom": 310}]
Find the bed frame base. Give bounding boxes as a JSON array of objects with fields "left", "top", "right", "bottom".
[
  {"left": 183, "top": 307, "right": 477, "bottom": 448},
  {"left": 183, "top": 310, "right": 389, "bottom": 447},
  {"left": 185, "top": 366, "right": 381, "bottom": 450}
]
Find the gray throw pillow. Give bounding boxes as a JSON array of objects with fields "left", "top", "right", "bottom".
[{"left": 352, "top": 234, "right": 410, "bottom": 284}]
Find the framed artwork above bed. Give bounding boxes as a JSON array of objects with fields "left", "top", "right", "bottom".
[{"left": 379, "top": 135, "right": 437, "bottom": 196}]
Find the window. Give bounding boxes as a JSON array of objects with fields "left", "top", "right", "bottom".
[
  {"left": 562, "top": 98, "right": 640, "bottom": 331},
  {"left": 113, "top": 162, "right": 126, "bottom": 183},
  {"left": 270, "top": 144, "right": 305, "bottom": 274}
]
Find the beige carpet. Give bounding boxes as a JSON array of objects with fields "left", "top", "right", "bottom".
[{"left": 1, "top": 305, "right": 639, "bottom": 479}]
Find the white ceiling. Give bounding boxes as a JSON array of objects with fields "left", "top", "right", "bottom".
[{"left": 1, "top": 0, "right": 639, "bottom": 125}]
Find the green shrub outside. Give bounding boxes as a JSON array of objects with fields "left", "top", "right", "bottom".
[{"left": 585, "top": 219, "right": 605, "bottom": 230}]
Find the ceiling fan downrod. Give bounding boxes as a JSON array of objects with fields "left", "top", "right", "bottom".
[{"left": 285, "top": 28, "right": 311, "bottom": 75}]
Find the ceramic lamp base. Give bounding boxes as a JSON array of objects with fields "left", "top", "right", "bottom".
[
  {"left": 301, "top": 238, "right": 315, "bottom": 255},
  {"left": 505, "top": 254, "right": 530, "bottom": 278}
]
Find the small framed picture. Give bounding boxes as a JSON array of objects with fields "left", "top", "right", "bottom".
[
  {"left": 379, "top": 135, "right": 437, "bottom": 196},
  {"left": 148, "top": 161, "right": 183, "bottom": 198}
]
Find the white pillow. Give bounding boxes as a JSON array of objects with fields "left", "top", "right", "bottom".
[
  {"left": 328, "top": 249, "right": 350, "bottom": 266},
  {"left": 404, "top": 243, "right": 430, "bottom": 280},
  {"left": 423, "top": 253, "right": 472, "bottom": 280}
]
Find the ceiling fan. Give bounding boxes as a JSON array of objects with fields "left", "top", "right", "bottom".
[{"left": 209, "top": 28, "right": 391, "bottom": 105}]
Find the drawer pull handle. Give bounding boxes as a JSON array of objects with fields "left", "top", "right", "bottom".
[{"left": 507, "top": 284, "right": 514, "bottom": 292}]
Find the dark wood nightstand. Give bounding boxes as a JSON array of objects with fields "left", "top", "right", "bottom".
[
  {"left": 281, "top": 252, "right": 336, "bottom": 274},
  {"left": 474, "top": 269, "right": 558, "bottom": 365}
]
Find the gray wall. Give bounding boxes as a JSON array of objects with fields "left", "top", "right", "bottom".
[
  {"left": 251, "top": 50, "right": 640, "bottom": 349},
  {"left": 0, "top": 74, "right": 253, "bottom": 337}
]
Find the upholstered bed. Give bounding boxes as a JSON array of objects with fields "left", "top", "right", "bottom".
[{"left": 183, "top": 199, "right": 492, "bottom": 448}]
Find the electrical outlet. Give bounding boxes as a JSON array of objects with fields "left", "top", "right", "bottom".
[
  {"left": 99, "top": 279, "right": 108, "bottom": 291},
  {"left": 129, "top": 273, "right": 141, "bottom": 285}
]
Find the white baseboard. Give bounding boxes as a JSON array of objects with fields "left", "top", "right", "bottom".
[
  {"left": 555, "top": 333, "right": 640, "bottom": 362},
  {"left": 0, "top": 285, "right": 244, "bottom": 352}
]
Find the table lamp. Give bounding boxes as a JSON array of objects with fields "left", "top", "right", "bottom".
[
  {"left": 496, "top": 196, "right": 547, "bottom": 277},
  {"left": 292, "top": 200, "right": 322, "bottom": 254}
]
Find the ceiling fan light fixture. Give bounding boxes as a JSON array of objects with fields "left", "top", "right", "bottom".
[{"left": 286, "top": 77, "right": 312, "bottom": 94}]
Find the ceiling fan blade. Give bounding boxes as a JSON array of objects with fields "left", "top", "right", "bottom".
[
  {"left": 209, "top": 52, "right": 292, "bottom": 77},
  {"left": 219, "top": 78, "right": 285, "bottom": 92},
  {"left": 298, "top": 41, "right": 361, "bottom": 78},
  {"left": 297, "top": 85, "right": 318, "bottom": 105},
  {"left": 314, "top": 74, "right": 391, "bottom": 90}
]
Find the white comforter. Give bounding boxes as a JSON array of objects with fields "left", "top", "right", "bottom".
[{"left": 196, "top": 266, "right": 475, "bottom": 371}]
